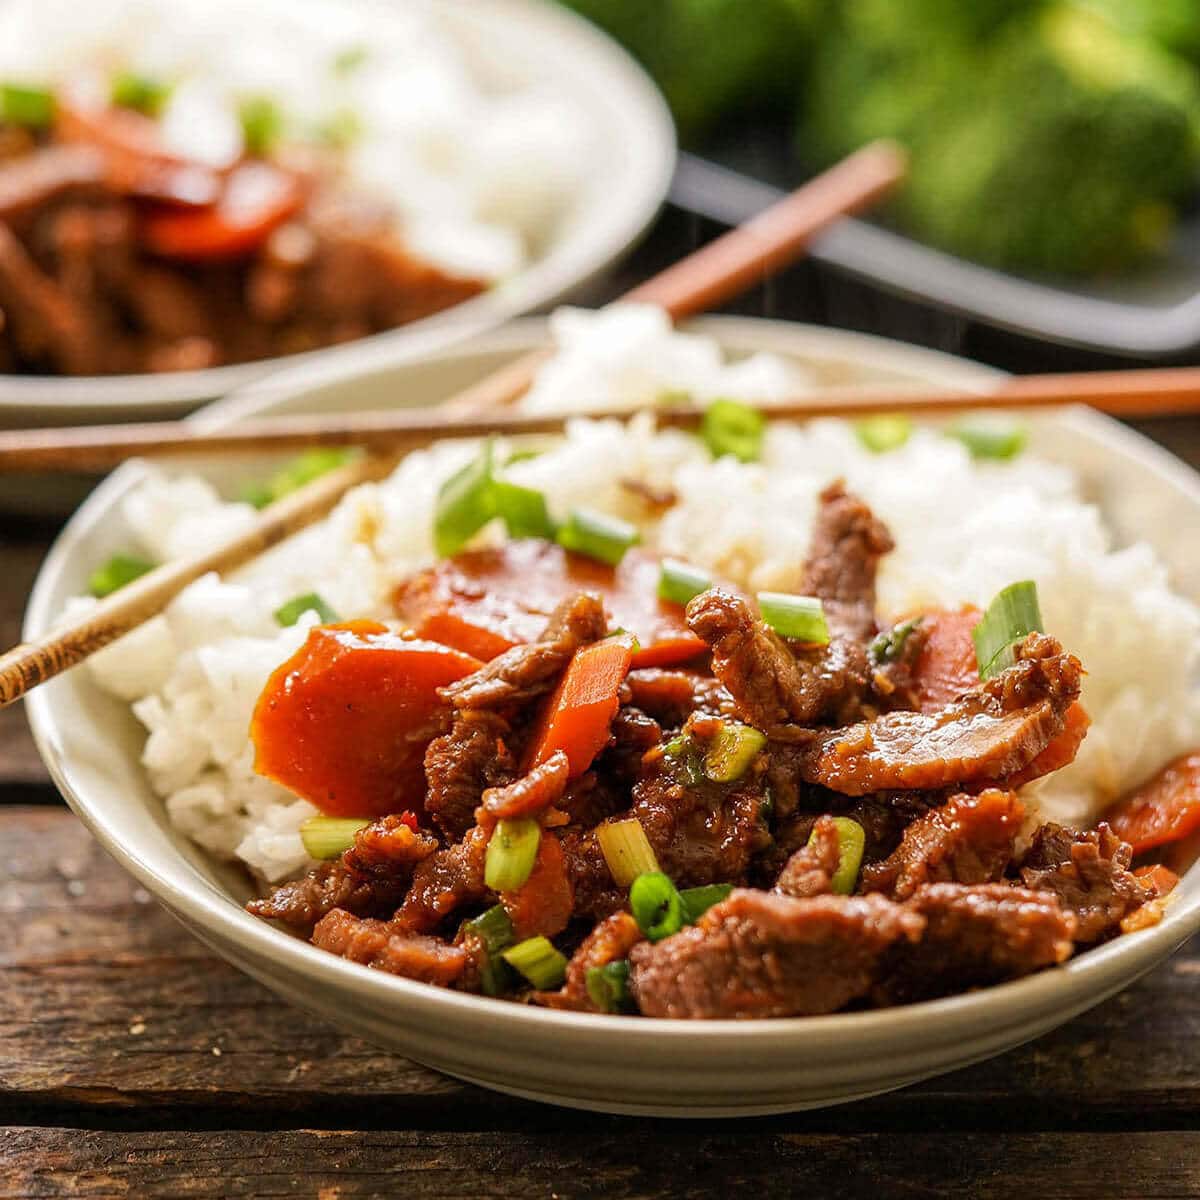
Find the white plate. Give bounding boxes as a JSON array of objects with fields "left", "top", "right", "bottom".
[
  {"left": 23, "top": 318, "right": 1200, "bottom": 1116},
  {"left": 0, "top": 0, "right": 674, "bottom": 426}
]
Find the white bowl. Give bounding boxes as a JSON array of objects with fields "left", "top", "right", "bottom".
[
  {"left": 24, "top": 318, "right": 1200, "bottom": 1116},
  {"left": 0, "top": 0, "right": 674, "bottom": 426}
]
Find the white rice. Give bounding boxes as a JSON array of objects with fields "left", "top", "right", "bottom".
[
  {"left": 72, "top": 305, "right": 1200, "bottom": 880},
  {"left": 0, "top": 0, "right": 590, "bottom": 279}
]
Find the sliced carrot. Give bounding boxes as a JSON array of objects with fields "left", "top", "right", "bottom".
[
  {"left": 500, "top": 833, "right": 574, "bottom": 940},
  {"left": 251, "top": 621, "right": 480, "bottom": 818},
  {"left": 1104, "top": 752, "right": 1200, "bottom": 856},
  {"left": 1132, "top": 863, "right": 1180, "bottom": 899},
  {"left": 908, "top": 606, "right": 983, "bottom": 713},
  {"left": 528, "top": 636, "right": 634, "bottom": 778},
  {"left": 1010, "top": 701, "right": 1091, "bottom": 788}
]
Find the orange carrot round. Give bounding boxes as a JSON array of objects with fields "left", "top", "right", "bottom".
[{"left": 1106, "top": 753, "right": 1200, "bottom": 855}]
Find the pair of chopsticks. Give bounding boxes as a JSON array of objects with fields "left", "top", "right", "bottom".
[{"left": 0, "top": 141, "right": 908, "bottom": 707}]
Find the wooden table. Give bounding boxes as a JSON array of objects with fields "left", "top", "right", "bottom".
[{"left": 5, "top": 211, "right": 1200, "bottom": 1198}]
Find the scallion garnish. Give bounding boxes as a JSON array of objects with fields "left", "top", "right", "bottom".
[
  {"left": 241, "top": 448, "right": 353, "bottom": 509},
  {"left": 950, "top": 417, "right": 1027, "bottom": 461},
  {"left": 868, "top": 616, "right": 922, "bottom": 667},
  {"left": 658, "top": 558, "right": 712, "bottom": 607},
  {"left": 0, "top": 83, "right": 55, "bottom": 127},
  {"left": 111, "top": 72, "right": 171, "bottom": 116},
  {"left": 824, "top": 817, "right": 866, "bottom": 895},
  {"left": 678, "top": 882, "right": 733, "bottom": 924},
  {"left": 585, "top": 959, "right": 632, "bottom": 1013},
  {"left": 333, "top": 44, "right": 369, "bottom": 76},
  {"left": 703, "top": 721, "right": 766, "bottom": 783},
  {"left": 630, "top": 871, "right": 685, "bottom": 942},
  {"left": 701, "top": 398, "right": 765, "bottom": 463},
  {"left": 434, "top": 440, "right": 499, "bottom": 557},
  {"left": 238, "top": 94, "right": 285, "bottom": 157},
  {"left": 299, "top": 815, "right": 369, "bottom": 860},
  {"left": 88, "top": 554, "right": 155, "bottom": 598},
  {"left": 501, "top": 935, "right": 568, "bottom": 989},
  {"left": 462, "top": 904, "right": 514, "bottom": 954},
  {"left": 661, "top": 733, "right": 705, "bottom": 786},
  {"left": 596, "top": 818, "right": 660, "bottom": 888},
  {"left": 855, "top": 414, "right": 912, "bottom": 454},
  {"left": 484, "top": 818, "right": 541, "bottom": 892},
  {"left": 274, "top": 592, "right": 340, "bottom": 628},
  {"left": 972, "top": 580, "right": 1043, "bottom": 680},
  {"left": 556, "top": 507, "right": 640, "bottom": 566},
  {"left": 757, "top": 591, "right": 830, "bottom": 644},
  {"left": 314, "top": 105, "right": 363, "bottom": 148},
  {"left": 494, "top": 479, "right": 557, "bottom": 541}
]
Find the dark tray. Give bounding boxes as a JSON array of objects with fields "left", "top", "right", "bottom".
[{"left": 672, "top": 123, "right": 1200, "bottom": 359}]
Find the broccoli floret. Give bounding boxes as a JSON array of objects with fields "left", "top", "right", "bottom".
[{"left": 559, "top": 0, "right": 813, "bottom": 139}]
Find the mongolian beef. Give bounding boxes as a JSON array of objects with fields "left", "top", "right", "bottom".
[{"left": 240, "top": 476, "right": 1195, "bottom": 1018}]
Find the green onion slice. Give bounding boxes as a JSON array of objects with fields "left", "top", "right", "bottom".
[
  {"left": 501, "top": 935, "right": 567, "bottom": 989},
  {"left": 88, "top": 554, "right": 155, "bottom": 598},
  {"left": 701, "top": 398, "right": 765, "bottom": 463},
  {"left": 661, "top": 733, "right": 704, "bottom": 786},
  {"left": 855, "top": 414, "right": 912, "bottom": 454},
  {"left": 494, "top": 479, "right": 557, "bottom": 541},
  {"left": 299, "top": 815, "right": 369, "bottom": 860},
  {"left": 678, "top": 882, "right": 733, "bottom": 924},
  {"left": 950, "top": 417, "right": 1027, "bottom": 461},
  {"left": 333, "top": 44, "right": 369, "bottom": 75},
  {"left": 461, "top": 904, "right": 514, "bottom": 955},
  {"left": 868, "top": 616, "right": 922, "bottom": 667},
  {"left": 434, "top": 440, "right": 498, "bottom": 557},
  {"left": 484, "top": 818, "right": 541, "bottom": 892},
  {"left": 274, "top": 592, "right": 340, "bottom": 628},
  {"left": 314, "top": 105, "right": 363, "bottom": 148},
  {"left": 658, "top": 558, "right": 712, "bottom": 607},
  {"left": 823, "top": 817, "right": 866, "bottom": 895},
  {"left": 972, "top": 580, "right": 1043, "bottom": 680},
  {"left": 703, "top": 721, "right": 767, "bottom": 783},
  {"left": 630, "top": 871, "right": 685, "bottom": 942},
  {"left": 111, "top": 72, "right": 171, "bottom": 116},
  {"left": 757, "top": 592, "right": 830, "bottom": 644},
  {"left": 556, "top": 507, "right": 640, "bottom": 566},
  {"left": 596, "top": 818, "right": 660, "bottom": 888},
  {"left": 585, "top": 960, "right": 632, "bottom": 1013},
  {"left": 242, "top": 448, "right": 353, "bottom": 509},
  {"left": 238, "top": 94, "right": 285, "bottom": 156},
  {"left": 0, "top": 83, "right": 55, "bottom": 127}
]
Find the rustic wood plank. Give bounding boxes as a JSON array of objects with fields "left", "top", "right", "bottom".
[
  {"left": 3, "top": 805, "right": 1200, "bottom": 1128},
  {"left": 5, "top": 1127, "right": 1200, "bottom": 1199}
]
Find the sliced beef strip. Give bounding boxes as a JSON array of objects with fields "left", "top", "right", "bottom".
[
  {"left": 538, "top": 910, "right": 645, "bottom": 1012},
  {"left": 559, "top": 827, "right": 627, "bottom": 922},
  {"left": 439, "top": 592, "right": 606, "bottom": 712},
  {"left": 600, "top": 706, "right": 662, "bottom": 787},
  {"left": 423, "top": 710, "right": 516, "bottom": 841},
  {"left": 774, "top": 814, "right": 840, "bottom": 899},
  {"left": 797, "top": 632, "right": 1082, "bottom": 796},
  {"left": 622, "top": 669, "right": 731, "bottom": 728},
  {"left": 0, "top": 144, "right": 107, "bottom": 228},
  {"left": 1019, "top": 822, "right": 1152, "bottom": 942},
  {"left": 802, "top": 480, "right": 894, "bottom": 642},
  {"left": 686, "top": 589, "right": 870, "bottom": 733},
  {"left": 861, "top": 789, "right": 1025, "bottom": 901},
  {"left": 875, "top": 882, "right": 1076, "bottom": 1005},
  {"left": 630, "top": 888, "right": 924, "bottom": 1019},
  {"left": 312, "top": 908, "right": 470, "bottom": 985},
  {"left": 482, "top": 750, "right": 570, "bottom": 821},
  {"left": 343, "top": 815, "right": 441, "bottom": 879},
  {"left": 395, "top": 826, "right": 491, "bottom": 934}
]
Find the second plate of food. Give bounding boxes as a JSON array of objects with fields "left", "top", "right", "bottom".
[{"left": 23, "top": 310, "right": 1200, "bottom": 1115}]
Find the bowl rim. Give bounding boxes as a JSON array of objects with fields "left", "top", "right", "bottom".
[
  {"left": 0, "top": 0, "right": 675, "bottom": 419},
  {"left": 24, "top": 315, "right": 1200, "bottom": 1048}
]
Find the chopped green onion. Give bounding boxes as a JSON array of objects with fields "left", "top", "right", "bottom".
[
  {"left": 333, "top": 44, "right": 369, "bottom": 76},
  {"left": 950, "top": 417, "right": 1027, "bottom": 461},
  {"left": 505, "top": 447, "right": 543, "bottom": 466},
  {"left": 703, "top": 720, "right": 767, "bottom": 783},
  {"left": 274, "top": 592, "right": 340, "bottom": 628},
  {"left": 556, "top": 507, "right": 640, "bottom": 566},
  {"left": 585, "top": 960, "right": 632, "bottom": 1013},
  {"left": 701, "top": 398, "right": 765, "bottom": 463},
  {"left": 314, "top": 105, "right": 363, "bottom": 148},
  {"left": 972, "top": 580, "right": 1043, "bottom": 680},
  {"left": 242, "top": 448, "right": 353, "bottom": 509},
  {"left": 434, "top": 440, "right": 498, "bottom": 557},
  {"left": 462, "top": 904, "right": 514, "bottom": 955},
  {"left": 630, "top": 871, "right": 685, "bottom": 942},
  {"left": 111, "top": 73, "right": 171, "bottom": 116},
  {"left": 855, "top": 414, "right": 912, "bottom": 454},
  {"left": 824, "top": 817, "right": 866, "bottom": 895},
  {"left": 484, "top": 818, "right": 541, "bottom": 892},
  {"left": 0, "top": 83, "right": 55, "bottom": 127},
  {"left": 658, "top": 558, "right": 712, "bottom": 606},
  {"left": 501, "top": 935, "right": 567, "bottom": 989},
  {"left": 596, "top": 818, "right": 660, "bottom": 888},
  {"left": 656, "top": 387, "right": 693, "bottom": 407},
  {"left": 678, "top": 882, "right": 733, "bottom": 924},
  {"left": 868, "top": 616, "right": 922, "bottom": 667},
  {"left": 757, "top": 592, "right": 830, "bottom": 644},
  {"left": 660, "top": 733, "right": 704, "bottom": 786},
  {"left": 238, "top": 94, "right": 285, "bottom": 157},
  {"left": 494, "top": 479, "right": 557, "bottom": 541},
  {"left": 299, "top": 815, "right": 369, "bottom": 860},
  {"left": 88, "top": 554, "right": 155, "bottom": 598}
]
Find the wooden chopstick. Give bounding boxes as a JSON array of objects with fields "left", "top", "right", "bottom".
[{"left": 0, "top": 141, "right": 906, "bottom": 707}]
